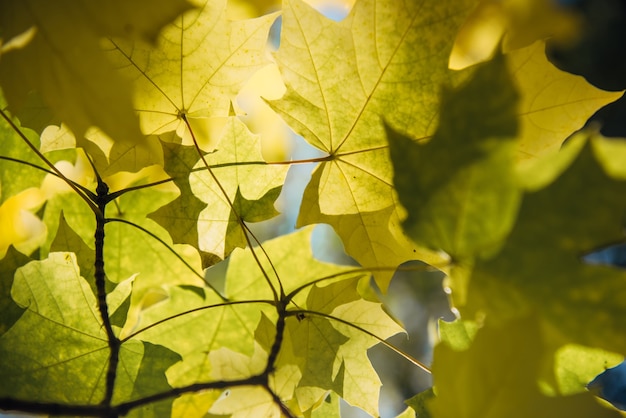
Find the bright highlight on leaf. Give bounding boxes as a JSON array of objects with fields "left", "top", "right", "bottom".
[
  {"left": 189, "top": 117, "right": 289, "bottom": 261},
  {"left": 106, "top": 0, "right": 277, "bottom": 149}
]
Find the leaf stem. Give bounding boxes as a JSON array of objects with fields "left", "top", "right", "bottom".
[
  {"left": 263, "top": 386, "right": 297, "bottom": 418},
  {"left": 0, "top": 108, "right": 101, "bottom": 216},
  {"left": 121, "top": 299, "right": 274, "bottom": 342},
  {"left": 288, "top": 309, "right": 432, "bottom": 374},
  {"left": 106, "top": 177, "right": 174, "bottom": 201},
  {"left": 105, "top": 217, "right": 225, "bottom": 300},
  {"left": 0, "top": 375, "right": 267, "bottom": 417},
  {"left": 286, "top": 263, "right": 444, "bottom": 302},
  {"left": 183, "top": 114, "right": 283, "bottom": 302}
]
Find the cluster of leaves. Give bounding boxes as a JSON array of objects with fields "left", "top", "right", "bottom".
[{"left": 1, "top": 0, "right": 626, "bottom": 417}]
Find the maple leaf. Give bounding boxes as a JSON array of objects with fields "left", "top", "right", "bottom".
[
  {"left": 460, "top": 138, "right": 626, "bottom": 357},
  {"left": 220, "top": 227, "right": 403, "bottom": 414},
  {"left": 225, "top": 226, "right": 365, "bottom": 303},
  {"left": 551, "top": 344, "right": 623, "bottom": 396},
  {"left": 50, "top": 212, "right": 97, "bottom": 289},
  {"left": 0, "top": 0, "right": 192, "bottom": 143},
  {"left": 0, "top": 247, "right": 29, "bottom": 336},
  {"left": 267, "top": 0, "right": 473, "bottom": 289},
  {"left": 0, "top": 107, "right": 44, "bottom": 205},
  {"left": 36, "top": 123, "right": 166, "bottom": 176},
  {"left": 298, "top": 179, "right": 448, "bottom": 292},
  {"left": 271, "top": 0, "right": 473, "bottom": 216},
  {"left": 273, "top": 278, "right": 403, "bottom": 416},
  {"left": 41, "top": 173, "right": 207, "bottom": 323},
  {"left": 388, "top": 54, "right": 520, "bottom": 260},
  {"left": 428, "top": 316, "right": 622, "bottom": 418},
  {"left": 0, "top": 253, "right": 177, "bottom": 405},
  {"left": 506, "top": 43, "right": 621, "bottom": 161},
  {"left": 106, "top": 0, "right": 277, "bottom": 148},
  {"left": 148, "top": 140, "right": 208, "bottom": 262},
  {"left": 150, "top": 119, "right": 287, "bottom": 266},
  {"left": 130, "top": 284, "right": 269, "bottom": 362},
  {"left": 188, "top": 117, "right": 288, "bottom": 260}
]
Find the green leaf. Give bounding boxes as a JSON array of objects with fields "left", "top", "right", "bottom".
[
  {"left": 272, "top": 0, "right": 471, "bottom": 290},
  {"left": 148, "top": 139, "right": 209, "bottom": 263},
  {"left": 0, "top": 247, "right": 29, "bottom": 336},
  {"left": 429, "top": 316, "right": 621, "bottom": 418},
  {"left": 551, "top": 345, "right": 623, "bottom": 396},
  {"left": 209, "top": 385, "right": 278, "bottom": 418},
  {"left": 0, "top": 108, "right": 43, "bottom": 205},
  {"left": 298, "top": 182, "right": 448, "bottom": 292},
  {"left": 126, "top": 342, "right": 182, "bottom": 418},
  {"left": 405, "top": 388, "right": 434, "bottom": 418},
  {"left": 130, "top": 283, "right": 270, "bottom": 374},
  {"left": 437, "top": 319, "right": 478, "bottom": 352},
  {"left": 258, "top": 276, "right": 404, "bottom": 415},
  {"left": 389, "top": 54, "right": 520, "bottom": 260},
  {"left": 106, "top": 0, "right": 277, "bottom": 147},
  {"left": 464, "top": 138, "right": 626, "bottom": 355},
  {"left": 306, "top": 393, "right": 340, "bottom": 418},
  {"left": 152, "top": 119, "right": 288, "bottom": 265},
  {"left": 50, "top": 212, "right": 96, "bottom": 290},
  {"left": 0, "top": 0, "right": 192, "bottom": 143},
  {"left": 0, "top": 253, "right": 160, "bottom": 404},
  {"left": 187, "top": 118, "right": 288, "bottom": 260},
  {"left": 100, "top": 181, "right": 200, "bottom": 287},
  {"left": 272, "top": 0, "right": 472, "bottom": 216},
  {"left": 225, "top": 226, "right": 365, "bottom": 304},
  {"left": 506, "top": 43, "right": 621, "bottom": 161},
  {"left": 226, "top": 228, "right": 403, "bottom": 415}
]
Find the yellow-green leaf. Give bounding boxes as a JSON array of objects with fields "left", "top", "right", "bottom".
[
  {"left": 389, "top": 54, "right": 521, "bottom": 260},
  {"left": 272, "top": 0, "right": 472, "bottom": 216},
  {"left": 0, "top": 0, "right": 192, "bottom": 143},
  {"left": 465, "top": 137, "right": 626, "bottom": 355},
  {"left": 189, "top": 118, "right": 288, "bottom": 260},
  {"left": 106, "top": 0, "right": 277, "bottom": 148},
  {"left": 429, "top": 316, "right": 621, "bottom": 418}
]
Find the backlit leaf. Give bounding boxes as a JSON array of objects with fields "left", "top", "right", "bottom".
[
  {"left": 507, "top": 43, "right": 621, "bottom": 161},
  {"left": 464, "top": 138, "right": 626, "bottom": 355},
  {"left": 0, "top": 0, "right": 192, "bottom": 143},
  {"left": 429, "top": 316, "right": 621, "bottom": 418},
  {"left": 106, "top": 0, "right": 277, "bottom": 148},
  {"left": 272, "top": 0, "right": 472, "bottom": 216},
  {"left": 188, "top": 118, "right": 288, "bottom": 260},
  {"left": 389, "top": 54, "right": 520, "bottom": 260},
  {"left": 0, "top": 253, "right": 173, "bottom": 405}
]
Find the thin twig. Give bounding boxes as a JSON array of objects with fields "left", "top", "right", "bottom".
[{"left": 0, "top": 108, "right": 100, "bottom": 216}]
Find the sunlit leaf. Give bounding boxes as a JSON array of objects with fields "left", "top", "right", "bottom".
[
  {"left": 507, "top": 43, "right": 621, "bottom": 161},
  {"left": 463, "top": 138, "right": 626, "bottom": 356},
  {"left": 188, "top": 117, "right": 288, "bottom": 260},
  {"left": 272, "top": 0, "right": 472, "bottom": 216},
  {"left": 389, "top": 54, "right": 520, "bottom": 260},
  {"left": 226, "top": 226, "right": 363, "bottom": 301},
  {"left": 0, "top": 253, "right": 171, "bottom": 405},
  {"left": 298, "top": 180, "right": 448, "bottom": 292},
  {"left": 429, "top": 316, "right": 621, "bottom": 418},
  {"left": 0, "top": 0, "right": 192, "bottom": 143},
  {"left": 106, "top": 0, "right": 277, "bottom": 148},
  {"left": 551, "top": 345, "right": 623, "bottom": 396}
]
